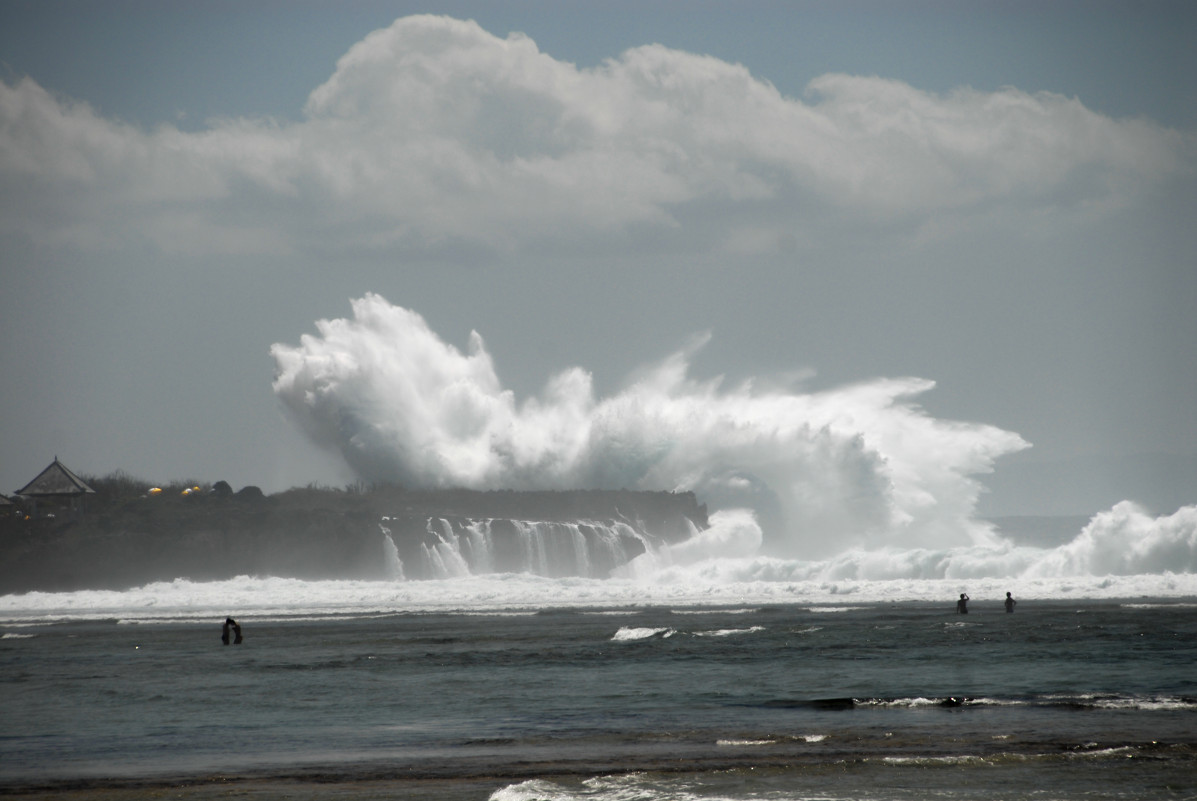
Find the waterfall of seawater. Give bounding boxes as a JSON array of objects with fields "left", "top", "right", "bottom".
[
  {"left": 380, "top": 524, "right": 406, "bottom": 580},
  {"left": 402, "top": 517, "right": 651, "bottom": 580},
  {"left": 423, "top": 519, "right": 471, "bottom": 578},
  {"left": 461, "top": 520, "right": 494, "bottom": 574}
]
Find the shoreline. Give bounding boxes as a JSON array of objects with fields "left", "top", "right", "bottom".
[
  {"left": 5, "top": 741, "right": 1194, "bottom": 801},
  {"left": 4, "top": 731, "right": 1193, "bottom": 796}
]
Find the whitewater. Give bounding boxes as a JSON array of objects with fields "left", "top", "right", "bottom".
[
  {"left": 6, "top": 293, "right": 1195, "bottom": 623},
  {"left": 3, "top": 501, "right": 1196, "bottom": 627},
  {"left": 267, "top": 295, "right": 1197, "bottom": 570}
]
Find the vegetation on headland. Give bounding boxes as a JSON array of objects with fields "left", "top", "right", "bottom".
[{"left": 0, "top": 471, "right": 708, "bottom": 594}]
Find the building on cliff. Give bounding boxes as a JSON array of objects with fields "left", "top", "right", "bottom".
[{"left": 15, "top": 457, "right": 95, "bottom": 517}]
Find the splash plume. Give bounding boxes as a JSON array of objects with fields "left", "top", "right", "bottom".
[{"left": 271, "top": 294, "right": 1028, "bottom": 560}]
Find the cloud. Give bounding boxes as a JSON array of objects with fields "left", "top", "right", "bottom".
[
  {"left": 0, "top": 77, "right": 296, "bottom": 254},
  {"left": 1, "top": 14, "right": 1190, "bottom": 258}
]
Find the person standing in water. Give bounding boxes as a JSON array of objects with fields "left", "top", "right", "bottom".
[
  {"left": 222, "top": 617, "right": 243, "bottom": 645},
  {"left": 1005, "top": 592, "right": 1017, "bottom": 613},
  {"left": 956, "top": 593, "right": 969, "bottom": 614}
]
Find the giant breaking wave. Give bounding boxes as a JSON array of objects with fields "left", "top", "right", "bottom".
[{"left": 271, "top": 294, "right": 1197, "bottom": 580}]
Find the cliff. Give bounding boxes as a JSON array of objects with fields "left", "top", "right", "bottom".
[{"left": 0, "top": 484, "right": 708, "bottom": 594}]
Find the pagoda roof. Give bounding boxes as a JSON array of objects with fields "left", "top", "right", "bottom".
[{"left": 16, "top": 458, "right": 96, "bottom": 497}]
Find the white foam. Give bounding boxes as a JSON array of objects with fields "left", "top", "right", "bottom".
[
  {"left": 1066, "top": 746, "right": 1138, "bottom": 760},
  {"left": 670, "top": 608, "right": 759, "bottom": 615},
  {"left": 881, "top": 755, "right": 986, "bottom": 765},
  {"left": 490, "top": 779, "right": 571, "bottom": 801},
  {"left": 611, "top": 626, "right": 674, "bottom": 641},
  {"left": 806, "top": 606, "right": 865, "bottom": 613},
  {"left": 695, "top": 626, "right": 765, "bottom": 637},
  {"left": 1079, "top": 695, "right": 1197, "bottom": 711},
  {"left": 861, "top": 697, "right": 944, "bottom": 708},
  {"left": 3, "top": 568, "right": 1197, "bottom": 625}
]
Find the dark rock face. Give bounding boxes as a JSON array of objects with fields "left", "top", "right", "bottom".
[{"left": 0, "top": 487, "right": 707, "bottom": 593}]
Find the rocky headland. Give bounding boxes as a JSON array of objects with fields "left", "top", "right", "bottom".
[{"left": 0, "top": 480, "right": 708, "bottom": 594}]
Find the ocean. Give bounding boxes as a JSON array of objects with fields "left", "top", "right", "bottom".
[{"left": 2, "top": 573, "right": 1195, "bottom": 800}]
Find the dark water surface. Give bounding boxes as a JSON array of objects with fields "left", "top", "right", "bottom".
[{"left": 2, "top": 601, "right": 1195, "bottom": 799}]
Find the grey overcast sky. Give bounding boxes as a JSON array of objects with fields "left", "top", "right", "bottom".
[{"left": 1, "top": 0, "right": 1194, "bottom": 517}]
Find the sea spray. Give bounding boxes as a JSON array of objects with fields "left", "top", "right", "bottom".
[
  {"left": 1025, "top": 501, "right": 1197, "bottom": 576},
  {"left": 271, "top": 294, "right": 1029, "bottom": 560},
  {"left": 268, "top": 295, "right": 1197, "bottom": 580}
]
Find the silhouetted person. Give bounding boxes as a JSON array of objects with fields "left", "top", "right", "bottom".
[
  {"left": 1004, "top": 592, "right": 1016, "bottom": 613},
  {"left": 956, "top": 593, "right": 969, "bottom": 614},
  {"left": 222, "top": 617, "right": 243, "bottom": 645}
]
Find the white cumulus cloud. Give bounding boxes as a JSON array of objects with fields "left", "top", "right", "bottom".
[{"left": 1, "top": 15, "right": 1190, "bottom": 258}]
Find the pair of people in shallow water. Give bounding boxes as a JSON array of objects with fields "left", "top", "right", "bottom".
[
  {"left": 956, "top": 592, "right": 1017, "bottom": 614},
  {"left": 221, "top": 617, "right": 243, "bottom": 644}
]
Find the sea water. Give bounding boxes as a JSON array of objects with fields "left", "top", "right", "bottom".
[{"left": 2, "top": 583, "right": 1195, "bottom": 800}]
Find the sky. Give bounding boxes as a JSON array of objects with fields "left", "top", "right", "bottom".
[{"left": 1, "top": 0, "right": 1194, "bottom": 521}]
